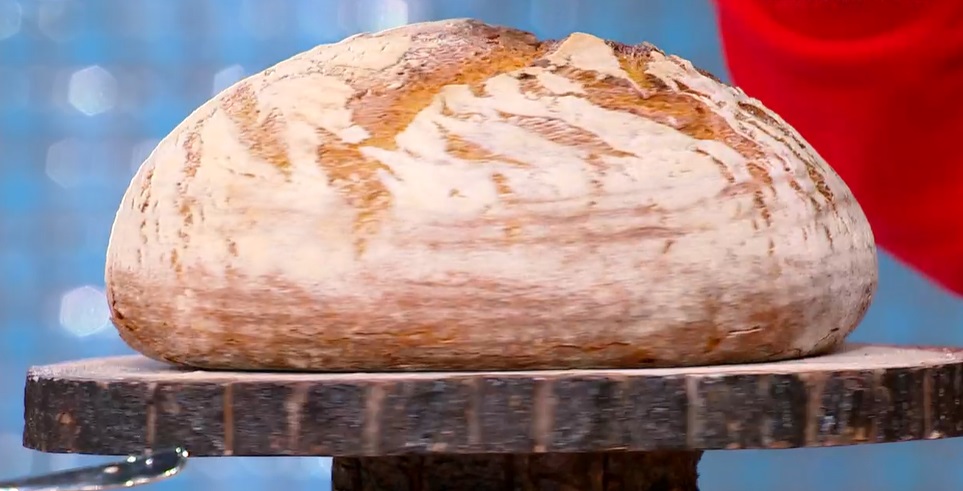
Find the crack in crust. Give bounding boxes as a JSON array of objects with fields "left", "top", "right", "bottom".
[
  {"left": 322, "top": 22, "right": 549, "bottom": 254},
  {"left": 207, "top": 21, "right": 841, "bottom": 252}
]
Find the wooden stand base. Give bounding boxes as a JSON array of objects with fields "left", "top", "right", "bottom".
[
  {"left": 21, "top": 345, "right": 963, "bottom": 490},
  {"left": 332, "top": 450, "right": 702, "bottom": 491}
]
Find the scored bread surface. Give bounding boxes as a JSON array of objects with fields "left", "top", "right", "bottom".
[{"left": 105, "top": 19, "right": 878, "bottom": 371}]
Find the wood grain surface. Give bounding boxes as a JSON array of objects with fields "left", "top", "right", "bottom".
[{"left": 22, "top": 344, "right": 963, "bottom": 457}]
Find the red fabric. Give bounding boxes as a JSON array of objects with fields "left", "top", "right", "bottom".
[{"left": 715, "top": 0, "right": 963, "bottom": 296}]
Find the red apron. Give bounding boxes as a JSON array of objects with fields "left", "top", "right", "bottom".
[{"left": 715, "top": 0, "right": 963, "bottom": 295}]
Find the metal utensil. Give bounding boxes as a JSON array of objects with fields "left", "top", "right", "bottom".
[{"left": 0, "top": 447, "right": 188, "bottom": 491}]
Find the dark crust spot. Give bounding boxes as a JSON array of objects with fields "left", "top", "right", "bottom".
[{"left": 605, "top": 40, "right": 661, "bottom": 59}]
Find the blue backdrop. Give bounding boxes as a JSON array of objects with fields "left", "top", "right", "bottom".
[{"left": 1, "top": 1, "right": 962, "bottom": 489}]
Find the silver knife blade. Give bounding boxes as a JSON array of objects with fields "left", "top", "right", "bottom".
[{"left": 0, "top": 447, "right": 188, "bottom": 491}]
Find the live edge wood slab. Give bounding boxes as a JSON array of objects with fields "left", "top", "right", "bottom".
[{"left": 22, "top": 344, "right": 963, "bottom": 491}]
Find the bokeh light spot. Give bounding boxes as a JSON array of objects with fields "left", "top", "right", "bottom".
[
  {"left": 45, "top": 138, "right": 84, "bottom": 188},
  {"left": 59, "top": 285, "right": 111, "bottom": 337},
  {"left": 68, "top": 65, "right": 118, "bottom": 116},
  {"left": 211, "top": 64, "right": 245, "bottom": 96},
  {"left": 0, "top": 0, "right": 23, "bottom": 40},
  {"left": 354, "top": 0, "right": 409, "bottom": 32},
  {"left": 37, "top": 0, "right": 78, "bottom": 42}
]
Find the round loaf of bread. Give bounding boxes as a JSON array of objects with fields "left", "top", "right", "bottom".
[{"left": 105, "top": 19, "right": 878, "bottom": 371}]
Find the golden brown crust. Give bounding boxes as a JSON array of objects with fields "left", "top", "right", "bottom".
[
  {"left": 109, "top": 266, "right": 873, "bottom": 371},
  {"left": 107, "top": 20, "right": 877, "bottom": 371},
  {"left": 327, "top": 23, "right": 547, "bottom": 255}
]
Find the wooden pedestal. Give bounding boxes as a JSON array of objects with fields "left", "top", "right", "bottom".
[{"left": 22, "top": 344, "right": 963, "bottom": 490}]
